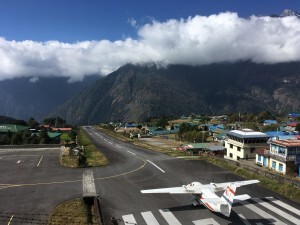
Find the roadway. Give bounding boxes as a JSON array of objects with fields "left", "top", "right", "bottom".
[{"left": 0, "top": 126, "right": 299, "bottom": 225}]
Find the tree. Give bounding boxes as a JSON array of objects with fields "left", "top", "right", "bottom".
[
  {"left": 22, "top": 130, "right": 32, "bottom": 144},
  {"left": 12, "top": 132, "right": 23, "bottom": 145},
  {"left": 70, "top": 128, "right": 77, "bottom": 141},
  {"left": 296, "top": 123, "right": 300, "bottom": 132},
  {"left": 39, "top": 129, "right": 50, "bottom": 144},
  {"left": 28, "top": 118, "right": 39, "bottom": 129}
]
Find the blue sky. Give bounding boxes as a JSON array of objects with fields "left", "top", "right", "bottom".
[
  {"left": 0, "top": 0, "right": 299, "bottom": 42},
  {"left": 0, "top": 0, "right": 300, "bottom": 81}
]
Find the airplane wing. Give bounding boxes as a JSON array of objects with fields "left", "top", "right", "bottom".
[
  {"left": 210, "top": 180, "right": 259, "bottom": 192},
  {"left": 141, "top": 180, "right": 259, "bottom": 194},
  {"left": 141, "top": 186, "right": 203, "bottom": 194}
]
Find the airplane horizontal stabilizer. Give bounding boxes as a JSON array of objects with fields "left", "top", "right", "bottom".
[{"left": 233, "top": 194, "right": 251, "bottom": 203}]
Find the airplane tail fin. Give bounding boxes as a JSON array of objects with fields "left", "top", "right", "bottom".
[{"left": 220, "top": 183, "right": 236, "bottom": 217}]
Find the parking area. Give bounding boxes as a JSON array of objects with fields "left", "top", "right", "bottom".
[{"left": 0, "top": 147, "right": 84, "bottom": 225}]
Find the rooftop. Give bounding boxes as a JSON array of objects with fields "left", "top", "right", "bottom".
[
  {"left": 269, "top": 139, "right": 300, "bottom": 147},
  {"left": 227, "top": 129, "right": 269, "bottom": 139}
]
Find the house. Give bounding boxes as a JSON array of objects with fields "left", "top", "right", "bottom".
[
  {"left": 285, "top": 122, "right": 298, "bottom": 132},
  {"left": 0, "top": 124, "right": 30, "bottom": 134},
  {"left": 178, "top": 142, "right": 225, "bottom": 156},
  {"left": 148, "top": 127, "right": 178, "bottom": 136},
  {"left": 263, "top": 120, "right": 278, "bottom": 126},
  {"left": 224, "top": 129, "right": 269, "bottom": 161},
  {"left": 256, "top": 139, "right": 300, "bottom": 177},
  {"left": 288, "top": 113, "right": 300, "bottom": 118}
]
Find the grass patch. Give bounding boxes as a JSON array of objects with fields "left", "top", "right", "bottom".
[
  {"left": 48, "top": 198, "right": 93, "bottom": 225},
  {"left": 78, "top": 127, "right": 108, "bottom": 167},
  {"left": 60, "top": 133, "right": 71, "bottom": 142},
  {"left": 60, "top": 155, "right": 79, "bottom": 168}
]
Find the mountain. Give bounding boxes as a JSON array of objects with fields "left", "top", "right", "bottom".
[
  {"left": 0, "top": 76, "right": 99, "bottom": 121},
  {"left": 280, "top": 9, "right": 300, "bottom": 18},
  {"left": 53, "top": 62, "right": 300, "bottom": 124}
]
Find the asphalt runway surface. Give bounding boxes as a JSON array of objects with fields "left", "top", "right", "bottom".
[{"left": 0, "top": 126, "right": 299, "bottom": 225}]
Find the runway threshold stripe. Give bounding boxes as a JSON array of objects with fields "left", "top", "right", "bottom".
[
  {"left": 238, "top": 214, "right": 251, "bottom": 225},
  {"left": 7, "top": 215, "right": 14, "bottom": 225},
  {"left": 266, "top": 197, "right": 300, "bottom": 215},
  {"left": 193, "top": 218, "right": 220, "bottom": 225},
  {"left": 159, "top": 209, "right": 181, "bottom": 225},
  {"left": 252, "top": 198, "right": 300, "bottom": 225},
  {"left": 147, "top": 160, "right": 165, "bottom": 173},
  {"left": 122, "top": 214, "right": 137, "bottom": 225},
  {"left": 37, "top": 156, "right": 43, "bottom": 166},
  {"left": 241, "top": 201, "right": 286, "bottom": 225},
  {"left": 141, "top": 211, "right": 160, "bottom": 225}
]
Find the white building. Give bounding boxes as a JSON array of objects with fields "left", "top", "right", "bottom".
[
  {"left": 256, "top": 139, "right": 300, "bottom": 176},
  {"left": 225, "top": 129, "right": 269, "bottom": 161}
]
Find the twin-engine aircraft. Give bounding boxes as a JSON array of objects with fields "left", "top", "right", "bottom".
[{"left": 141, "top": 179, "right": 259, "bottom": 217}]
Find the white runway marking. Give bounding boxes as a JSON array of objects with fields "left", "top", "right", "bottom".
[
  {"left": 252, "top": 198, "right": 300, "bottom": 225},
  {"left": 193, "top": 218, "right": 220, "bottom": 225},
  {"left": 238, "top": 214, "right": 251, "bottom": 225},
  {"left": 147, "top": 160, "right": 165, "bottom": 173},
  {"left": 127, "top": 150, "right": 136, "bottom": 156},
  {"left": 159, "top": 209, "right": 181, "bottom": 225},
  {"left": 266, "top": 197, "right": 300, "bottom": 215},
  {"left": 122, "top": 214, "right": 137, "bottom": 225},
  {"left": 141, "top": 211, "right": 160, "bottom": 225},
  {"left": 37, "top": 156, "right": 43, "bottom": 166},
  {"left": 241, "top": 201, "right": 286, "bottom": 225}
]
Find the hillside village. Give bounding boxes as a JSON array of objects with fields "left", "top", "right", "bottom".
[
  {"left": 1, "top": 112, "right": 300, "bottom": 179},
  {"left": 101, "top": 112, "right": 300, "bottom": 180}
]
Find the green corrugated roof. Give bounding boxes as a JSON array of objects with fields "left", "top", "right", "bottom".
[
  {"left": 47, "top": 132, "right": 62, "bottom": 138},
  {"left": 0, "top": 124, "right": 30, "bottom": 133}
]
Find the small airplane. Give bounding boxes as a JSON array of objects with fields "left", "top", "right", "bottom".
[{"left": 141, "top": 179, "right": 259, "bottom": 217}]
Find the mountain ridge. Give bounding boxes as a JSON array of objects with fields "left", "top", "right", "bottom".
[{"left": 52, "top": 62, "right": 300, "bottom": 124}]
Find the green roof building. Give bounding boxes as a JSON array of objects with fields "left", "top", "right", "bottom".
[{"left": 0, "top": 124, "right": 30, "bottom": 133}]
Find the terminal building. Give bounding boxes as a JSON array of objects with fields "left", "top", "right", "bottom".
[{"left": 224, "top": 129, "right": 269, "bottom": 161}]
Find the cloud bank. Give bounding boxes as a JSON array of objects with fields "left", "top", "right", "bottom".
[{"left": 1, "top": 12, "right": 300, "bottom": 82}]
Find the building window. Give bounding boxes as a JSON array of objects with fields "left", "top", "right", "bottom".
[
  {"left": 230, "top": 144, "right": 233, "bottom": 149},
  {"left": 272, "top": 161, "right": 276, "bottom": 170},
  {"left": 237, "top": 156, "right": 240, "bottom": 160},
  {"left": 230, "top": 153, "right": 233, "bottom": 158},
  {"left": 250, "top": 147, "right": 255, "bottom": 153},
  {"left": 279, "top": 163, "right": 283, "bottom": 172},
  {"left": 237, "top": 147, "right": 241, "bottom": 152}
]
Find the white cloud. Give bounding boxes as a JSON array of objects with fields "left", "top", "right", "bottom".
[{"left": 1, "top": 12, "right": 300, "bottom": 82}]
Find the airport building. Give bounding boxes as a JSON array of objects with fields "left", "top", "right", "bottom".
[{"left": 224, "top": 129, "right": 269, "bottom": 161}]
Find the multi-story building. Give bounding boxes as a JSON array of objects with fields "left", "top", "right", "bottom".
[
  {"left": 225, "top": 129, "right": 269, "bottom": 161},
  {"left": 256, "top": 139, "right": 300, "bottom": 176}
]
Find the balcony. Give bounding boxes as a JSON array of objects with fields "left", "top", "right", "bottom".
[{"left": 264, "top": 150, "right": 296, "bottom": 162}]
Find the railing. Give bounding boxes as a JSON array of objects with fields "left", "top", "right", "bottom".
[{"left": 264, "top": 150, "right": 296, "bottom": 162}]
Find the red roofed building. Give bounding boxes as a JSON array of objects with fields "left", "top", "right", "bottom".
[{"left": 256, "top": 139, "right": 300, "bottom": 177}]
